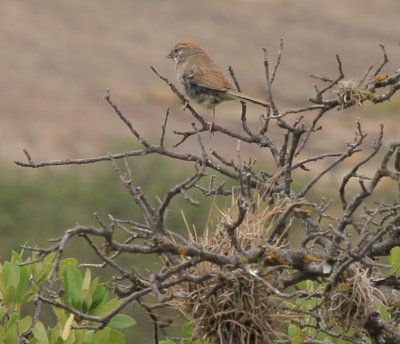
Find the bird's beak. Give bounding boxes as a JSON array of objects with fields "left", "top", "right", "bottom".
[{"left": 166, "top": 51, "right": 173, "bottom": 59}]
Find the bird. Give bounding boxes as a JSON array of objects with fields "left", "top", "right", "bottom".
[{"left": 166, "top": 41, "right": 270, "bottom": 131}]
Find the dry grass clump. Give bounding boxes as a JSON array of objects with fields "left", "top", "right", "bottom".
[
  {"left": 168, "top": 194, "right": 292, "bottom": 343},
  {"left": 334, "top": 79, "right": 371, "bottom": 108},
  {"left": 325, "top": 263, "right": 387, "bottom": 330}
]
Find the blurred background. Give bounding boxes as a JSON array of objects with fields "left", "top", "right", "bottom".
[{"left": 1, "top": 0, "right": 400, "bottom": 342}]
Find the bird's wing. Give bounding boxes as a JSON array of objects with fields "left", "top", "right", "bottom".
[{"left": 184, "top": 55, "right": 233, "bottom": 91}]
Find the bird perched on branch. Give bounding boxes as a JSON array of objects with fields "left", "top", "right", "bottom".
[{"left": 167, "top": 41, "right": 270, "bottom": 132}]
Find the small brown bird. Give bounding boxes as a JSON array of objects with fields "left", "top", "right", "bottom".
[{"left": 167, "top": 42, "right": 270, "bottom": 131}]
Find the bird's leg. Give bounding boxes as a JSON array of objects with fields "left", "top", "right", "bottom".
[
  {"left": 181, "top": 97, "right": 190, "bottom": 110},
  {"left": 209, "top": 108, "right": 216, "bottom": 134}
]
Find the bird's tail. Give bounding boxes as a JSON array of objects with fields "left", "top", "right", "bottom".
[{"left": 226, "top": 90, "right": 270, "bottom": 108}]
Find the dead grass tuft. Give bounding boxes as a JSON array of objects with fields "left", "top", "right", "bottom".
[{"left": 168, "top": 194, "right": 292, "bottom": 343}]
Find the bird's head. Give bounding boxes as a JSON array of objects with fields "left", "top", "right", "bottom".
[{"left": 166, "top": 42, "right": 205, "bottom": 64}]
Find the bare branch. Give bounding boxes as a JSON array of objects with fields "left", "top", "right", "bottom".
[{"left": 13, "top": 42, "right": 400, "bottom": 343}]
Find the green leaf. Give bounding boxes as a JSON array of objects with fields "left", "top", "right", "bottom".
[
  {"left": 64, "top": 329, "right": 78, "bottom": 344},
  {"left": 81, "top": 269, "right": 93, "bottom": 312},
  {"left": 0, "top": 305, "right": 6, "bottom": 322},
  {"left": 2, "top": 261, "right": 19, "bottom": 288},
  {"left": 108, "top": 314, "right": 136, "bottom": 329},
  {"left": 10, "top": 251, "right": 22, "bottom": 264},
  {"left": 93, "top": 327, "right": 111, "bottom": 344},
  {"left": 63, "top": 264, "right": 83, "bottom": 310},
  {"left": 288, "top": 324, "right": 300, "bottom": 336},
  {"left": 90, "top": 284, "right": 108, "bottom": 311},
  {"left": 59, "top": 258, "right": 79, "bottom": 276},
  {"left": 91, "top": 297, "right": 121, "bottom": 316},
  {"left": 6, "top": 312, "right": 20, "bottom": 328},
  {"left": 374, "top": 301, "right": 391, "bottom": 321},
  {"left": 61, "top": 313, "right": 75, "bottom": 341},
  {"left": 5, "top": 322, "right": 17, "bottom": 344},
  {"left": 0, "top": 325, "right": 5, "bottom": 340},
  {"left": 181, "top": 322, "right": 193, "bottom": 338},
  {"left": 390, "top": 247, "right": 400, "bottom": 277},
  {"left": 107, "top": 329, "right": 125, "bottom": 344},
  {"left": 89, "top": 276, "right": 99, "bottom": 293},
  {"left": 43, "top": 252, "right": 57, "bottom": 263},
  {"left": 29, "top": 252, "right": 54, "bottom": 283},
  {"left": 32, "top": 261, "right": 52, "bottom": 283},
  {"left": 288, "top": 324, "right": 302, "bottom": 344},
  {"left": 18, "top": 315, "right": 32, "bottom": 333},
  {"left": 32, "top": 321, "right": 49, "bottom": 344},
  {"left": 48, "top": 322, "right": 64, "bottom": 343},
  {"left": 81, "top": 289, "right": 92, "bottom": 313},
  {"left": 84, "top": 330, "right": 95, "bottom": 343},
  {"left": 297, "top": 279, "right": 314, "bottom": 291},
  {"left": 16, "top": 264, "right": 32, "bottom": 303},
  {"left": 30, "top": 282, "right": 40, "bottom": 295},
  {"left": 53, "top": 306, "right": 68, "bottom": 324},
  {"left": 3, "top": 284, "right": 17, "bottom": 304},
  {"left": 82, "top": 268, "right": 91, "bottom": 291}
]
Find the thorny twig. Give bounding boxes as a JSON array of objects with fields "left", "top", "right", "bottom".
[{"left": 14, "top": 42, "right": 400, "bottom": 343}]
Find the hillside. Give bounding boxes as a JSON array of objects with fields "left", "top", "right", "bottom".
[{"left": 2, "top": 0, "right": 400, "bottom": 164}]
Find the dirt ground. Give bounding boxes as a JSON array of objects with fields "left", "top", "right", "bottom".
[{"left": 2, "top": 0, "right": 400, "bottom": 167}]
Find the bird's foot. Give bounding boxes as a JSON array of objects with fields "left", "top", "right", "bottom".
[
  {"left": 208, "top": 121, "right": 216, "bottom": 136},
  {"left": 181, "top": 99, "right": 190, "bottom": 110}
]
